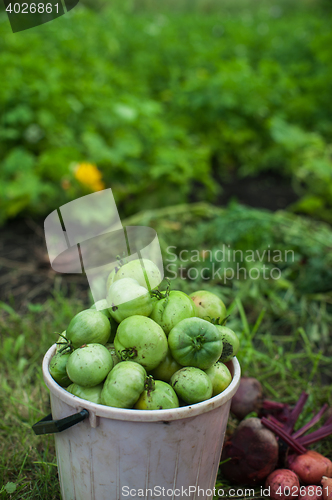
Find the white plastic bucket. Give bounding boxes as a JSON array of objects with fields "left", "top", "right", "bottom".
[{"left": 42, "top": 344, "right": 241, "bottom": 500}]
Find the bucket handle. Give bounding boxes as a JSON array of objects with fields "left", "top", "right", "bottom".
[{"left": 32, "top": 409, "right": 89, "bottom": 435}]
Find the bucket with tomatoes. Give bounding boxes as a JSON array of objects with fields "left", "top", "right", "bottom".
[{"left": 33, "top": 258, "right": 241, "bottom": 500}]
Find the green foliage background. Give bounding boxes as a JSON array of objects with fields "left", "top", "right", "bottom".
[{"left": 1, "top": 0, "right": 332, "bottom": 222}]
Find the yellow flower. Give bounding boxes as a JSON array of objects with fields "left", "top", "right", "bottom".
[{"left": 74, "top": 163, "right": 105, "bottom": 191}]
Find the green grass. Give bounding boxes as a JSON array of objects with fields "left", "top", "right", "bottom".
[
  {"left": 0, "top": 292, "right": 87, "bottom": 500},
  {"left": 1, "top": 204, "right": 332, "bottom": 499},
  {"left": 1, "top": 289, "right": 331, "bottom": 499}
]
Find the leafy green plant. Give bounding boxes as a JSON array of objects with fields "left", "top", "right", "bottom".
[{"left": 1, "top": 0, "right": 332, "bottom": 223}]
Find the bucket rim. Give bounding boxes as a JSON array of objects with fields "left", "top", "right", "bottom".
[{"left": 43, "top": 343, "right": 241, "bottom": 422}]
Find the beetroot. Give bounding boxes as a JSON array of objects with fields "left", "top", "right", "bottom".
[
  {"left": 261, "top": 400, "right": 291, "bottom": 422},
  {"left": 261, "top": 395, "right": 332, "bottom": 455},
  {"left": 220, "top": 417, "right": 278, "bottom": 484},
  {"left": 265, "top": 469, "right": 300, "bottom": 500},
  {"left": 287, "top": 451, "right": 332, "bottom": 485},
  {"left": 299, "top": 485, "right": 323, "bottom": 500},
  {"left": 230, "top": 377, "right": 263, "bottom": 420},
  {"left": 321, "top": 476, "right": 332, "bottom": 500}
]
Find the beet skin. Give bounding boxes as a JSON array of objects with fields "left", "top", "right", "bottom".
[
  {"left": 287, "top": 451, "right": 332, "bottom": 485},
  {"left": 265, "top": 469, "right": 300, "bottom": 500},
  {"left": 220, "top": 417, "right": 278, "bottom": 485},
  {"left": 230, "top": 377, "right": 263, "bottom": 420}
]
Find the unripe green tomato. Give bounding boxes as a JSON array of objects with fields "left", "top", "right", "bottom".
[
  {"left": 170, "top": 367, "right": 213, "bottom": 404},
  {"left": 189, "top": 290, "right": 227, "bottom": 323},
  {"left": 216, "top": 326, "right": 240, "bottom": 362},
  {"left": 114, "top": 315, "right": 168, "bottom": 371},
  {"left": 66, "top": 310, "right": 111, "bottom": 349},
  {"left": 149, "top": 348, "right": 183, "bottom": 383},
  {"left": 101, "top": 361, "right": 146, "bottom": 408},
  {"left": 107, "top": 278, "right": 153, "bottom": 323},
  {"left": 135, "top": 380, "right": 179, "bottom": 410},
  {"left": 205, "top": 362, "right": 232, "bottom": 397},
  {"left": 168, "top": 317, "right": 223, "bottom": 370},
  {"left": 66, "top": 383, "right": 103, "bottom": 404},
  {"left": 150, "top": 291, "right": 196, "bottom": 335},
  {"left": 49, "top": 351, "right": 72, "bottom": 387},
  {"left": 113, "top": 258, "right": 162, "bottom": 290},
  {"left": 106, "top": 269, "right": 116, "bottom": 295},
  {"left": 90, "top": 300, "right": 118, "bottom": 343},
  {"left": 66, "top": 343, "right": 113, "bottom": 387},
  {"left": 90, "top": 299, "right": 111, "bottom": 318}
]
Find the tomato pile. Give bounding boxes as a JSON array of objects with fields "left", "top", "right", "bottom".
[{"left": 49, "top": 258, "right": 240, "bottom": 410}]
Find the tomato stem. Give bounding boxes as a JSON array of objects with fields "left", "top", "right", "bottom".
[
  {"left": 192, "top": 335, "right": 205, "bottom": 350},
  {"left": 115, "top": 254, "right": 127, "bottom": 268},
  {"left": 56, "top": 332, "right": 67, "bottom": 340},
  {"left": 164, "top": 277, "right": 171, "bottom": 298},
  {"left": 221, "top": 315, "right": 230, "bottom": 326},
  {"left": 55, "top": 333, "right": 73, "bottom": 354},
  {"left": 150, "top": 289, "right": 165, "bottom": 300},
  {"left": 144, "top": 375, "right": 155, "bottom": 394},
  {"left": 210, "top": 315, "right": 230, "bottom": 326},
  {"left": 120, "top": 347, "right": 138, "bottom": 360}
]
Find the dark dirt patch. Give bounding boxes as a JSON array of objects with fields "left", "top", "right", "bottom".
[
  {"left": 219, "top": 173, "right": 298, "bottom": 211},
  {"left": 0, "top": 218, "right": 89, "bottom": 311},
  {"left": 190, "top": 172, "right": 298, "bottom": 211}
]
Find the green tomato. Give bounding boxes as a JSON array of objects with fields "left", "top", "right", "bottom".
[
  {"left": 90, "top": 300, "right": 118, "bottom": 342},
  {"left": 170, "top": 367, "right": 213, "bottom": 404},
  {"left": 205, "top": 362, "right": 232, "bottom": 397},
  {"left": 49, "top": 351, "right": 72, "bottom": 387},
  {"left": 107, "top": 278, "right": 153, "bottom": 323},
  {"left": 113, "top": 258, "right": 162, "bottom": 291},
  {"left": 66, "top": 383, "right": 103, "bottom": 404},
  {"left": 149, "top": 348, "right": 183, "bottom": 383},
  {"left": 135, "top": 379, "right": 179, "bottom": 410},
  {"left": 168, "top": 317, "right": 223, "bottom": 370},
  {"left": 189, "top": 290, "right": 227, "bottom": 323},
  {"left": 66, "top": 343, "right": 113, "bottom": 387},
  {"left": 66, "top": 310, "right": 111, "bottom": 349},
  {"left": 150, "top": 290, "right": 196, "bottom": 335},
  {"left": 105, "top": 343, "right": 121, "bottom": 367},
  {"left": 90, "top": 299, "right": 111, "bottom": 318},
  {"left": 114, "top": 315, "right": 168, "bottom": 371},
  {"left": 101, "top": 361, "right": 146, "bottom": 408},
  {"left": 216, "top": 326, "right": 240, "bottom": 362},
  {"left": 105, "top": 268, "right": 116, "bottom": 295}
]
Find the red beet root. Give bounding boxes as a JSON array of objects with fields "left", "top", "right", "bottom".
[
  {"left": 265, "top": 469, "right": 300, "bottom": 500},
  {"left": 287, "top": 451, "right": 332, "bottom": 485},
  {"left": 230, "top": 377, "right": 263, "bottom": 420},
  {"left": 220, "top": 417, "right": 278, "bottom": 485}
]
